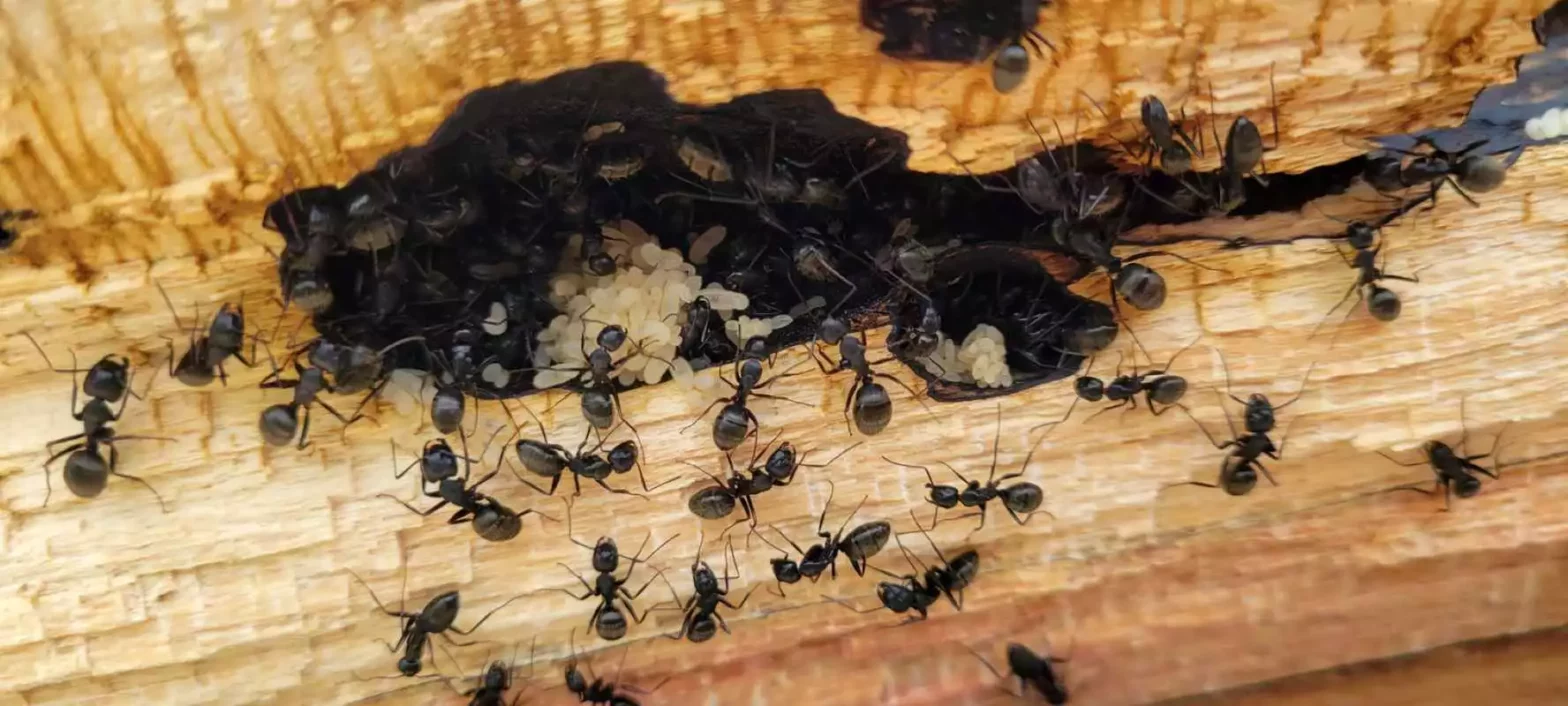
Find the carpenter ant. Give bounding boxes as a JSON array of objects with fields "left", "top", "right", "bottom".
[
  {"left": 297, "top": 335, "right": 426, "bottom": 415},
  {"left": 1136, "top": 95, "right": 1200, "bottom": 175},
  {"left": 828, "top": 511, "right": 981, "bottom": 620},
  {"left": 381, "top": 429, "right": 544, "bottom": 541},
  {"left": 154, "top": 282, "right": 259, "bottom": 387},
  {"left": 1378, "top": 397, "right": 1509, "bottom": 511},
  {"left": 683, "top": 436, "right": 857, "bottom": 533},
  {"left": 563, "top": 636, "right": 668, "bottom": 706},
  {"left": 1174, "top": 354, "right": 1315, "bottom": 496},
  {"left": 813, "top": 329, "right": 928, "bottom": 436},
  {"left": 682, "top": 336, "right": 810, "bottom": 451},
  {"left": 660, "top": 536, "right": 757, "bottom": 643},
  {"left": 764, "top": 481, "right": 892, "bottom": 581},
  {"left": 43, "top": 424, "right": 171, "bottom": 511},
  {"left": 264, "top": 183, "right": 343, "bottom": 313},
  {"left": 423, "top": 327, "right": 493, "bottom": 436},
  {"left": 348, "top": 570, "right": 525, "bottom": 677},
  {"left": 887, "top": 406, "right": 1050, "bottom": 533},
  {"left": 258, "top": 347, "right": 363, "bottom": 449},
  {"left": 967, "top": 640, "right": 1073, "bottom": 704},
  {"left": 1217, "top": 69, "right": 1280, "bottom": 185},
  {"left": 541, "top": 500, "right": 676, "bottom": 640},
  {"left": 23, "top": 333, "right": 137, "bottom": 409},
  {"left": 1054, "top": 335, "right": 1200, "bottom": 425},
  {"left": 1311, "top": 219, "right": 1421, "bottom": 337},
  {"left": 1368, "top": 136, "right": 1518, "bottom": 206},
  {"left": 456, "top": 640, "right": 535, "bottom": 706},
  {"left": 521, "top": 323, "right": 644, "bottom": 437},
  {"left": 502, "top": 400, "right": 668, "bottom": 498}
]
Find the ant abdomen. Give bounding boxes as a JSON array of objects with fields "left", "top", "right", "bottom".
[
  {"left": 688, "top": 486, "right": 736, "bottom": 519},
  {"left": 1148, "top": 376, "right": 1187, "bottom": 405},
  {"left": 1367, "top": 286, "right": 1403, "bottom": 322},
  {"left": 1112, "top": 263, "right": 1166, "bottom": 311},
  {"left": 1002, "top": 483, "right": 1043, "bottom": 514},
  {"left": 474, "top": 505, "right": 522, "bottom": 542},
  {"left": 582, "top": 391, "right": 615, "bottom": 430},
  {"left": 259, "top": 404, "right": 299, "bottom": 446},
  {"left": 853, "top": 382, "right": 893, "bottom": 436},
  {"left": 63, "top": 451, "right": 108, "bottom": 498},
  {"left": 597, "top": 608, "right": 629, "bottom": 640}
]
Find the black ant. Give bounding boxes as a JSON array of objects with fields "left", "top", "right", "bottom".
[
  {"left": 1032, "top": 335, "right": 1200, "bottom": 431},
  {"left": 660, "top": 536, "right": 758, "bottom": 643},
  {"left": 154, "top": 281, "right": 259, "bottom": 387},
  {"left": 258, "top": 345, "right": 363, "bottom": 449},
  {"left": 990, "top": 0, "right": 1054, "bottom": 93},
  {"left": 563, "top": 636, "right": 669, "bottom": 706},
  {"left": 757, "top": 481, "right": 892, "bottom": 584},
  {"left": 813, "top": 328, "right": 928, "bottom": 436},
  {"left": 455, "top": 639, "right": 535, "bottom": 706},
  {"left": 887, "top": 405, "right": 1050, "bottom": 534},
  {"left": 25, "top": 334, "right": 170, "bottom": 509},
  {"left": 541, "top": 500, "right": 676, "bottom": 640},
  {"left": 521, "top": 323, "right": 645, "bottom": 440},
  {"left": 1378, "top": 397, "right": 1509, "bottom": 511},
  {"left": 502, "top": 400, "right": 668, "bottom": 498},
  {"left": 967, "top": 639, "right": 1074, "bottom": 704},
  {"left": 682, "top": 335, "right": 810, "bottom": 451},
  {"left": 1136, "top": 95, "right": 1199, "bottom": 175},
  {"left": 1216, "top": 69, "right": 1280, "bottom": 185},
  {"left": 380, "top": 429, "right": 546, "bottom": 542},
  {"left": 1311, "top": 218, "right": 1421, "bottom": 337},
  {"left": 1174, "top": 353, "right": 1315, "bottom": 496},
  {"left": 829, "top": 510, "right": 981, "bottom": 621},
  {"left": 295, "top": 335, "right": 426, "bottom": 416},
  {"left": 424, "top": 327, "right": 491, "bottom": 436},
  {"left": 348, "top": 569, "right": 525, "bottom": 677},
  {"left": 263, "top": 183, "right": 342, "bottom": 314},
  {"left": 1363, "top": 136, "right": 1517, "bottom": 206},
  {"left": 683, "top": 435, "right": 858, "bottom": 532}
]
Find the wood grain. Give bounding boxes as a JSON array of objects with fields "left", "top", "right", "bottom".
[
  {"left": 0, "top": 133, "right": 1563, "bottom": 705},
  {"left": 0, "top": 0, "right": 1552, "bottom": 265}
]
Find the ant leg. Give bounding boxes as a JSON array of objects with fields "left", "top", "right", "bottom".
[
  {"left": 1274, "top": 362, "right": 1317, "bottom": 411},
  {"left": 377, "top": 494, "right": 449, "bottom": 517},
  {"left": 1007, "top": 505, "right": 1055, "bottom": 526},
  {"left": 102, "top": 445, "right": 168, "bottom": 512},
  {"left": 447, "top": 592, "right": 528, "bottom": 636},
  {"left": 823, "top": 595, "right": 889, "bottom": 615},
  {"left": 841, "top": 377, "right": 861, "bottom": 435},
  {"left": 296, "top": 406, "right": 313, "bottom": 451},
  {"left": 1257, "top": 462, "right": 1279, "bottom": 486},
  {"left": 592, "top": 476, "right": 648, "bottom": 500},
  {"left": 1376, "top": 450, "right": 1428, "bottom": 468},
  {"left": 962, "top": 644, "right": 1024, "bottom": 698},
  {"left": 680, "top": 397, "right": 728, "bottom": 434},
  {"left": 346, "top": 571, "right": 418, "bottom": 621},
  {"left": 1181, "top": 404, "right": 1235, "bottom": 451}
]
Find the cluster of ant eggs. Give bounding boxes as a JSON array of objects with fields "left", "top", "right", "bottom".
[
  {"left": 920, "top": 324, "right": 1014, "bottom": 389},
  {"left": 534, "top": 220, "right": 752, "bottom": 389},
  {"left": 1524, "top": 106, "right": 1568, "bottom": 141}
]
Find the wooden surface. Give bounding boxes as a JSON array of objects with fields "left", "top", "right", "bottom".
[
  {"left": 0, "top": 140, "right": 1561, "bottom": 705},
  {"left": 2, "top": 1, "right": 1568, "bottom": 704}
]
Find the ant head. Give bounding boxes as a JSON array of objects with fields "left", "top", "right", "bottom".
[
  {"left": 593, "top": 537, "right": 620, "bottom": 572},
  {"left": 1244, "top": 394, "right": 1275, "bottom": 433},
  {"left": 1426, "top": 440, "right": 1457, "bottom": 463},
  {"left": 83, "top": 356, "right": 131, "bottom": 402},
  {"left": 1367, "top": 285, "right": 1402, "bottom": 322},
  {"left": 259, "top": 404, "right": 300, "bottom": 446},
  {"left": 595, "top": 606, "right": 629, "bottom": 640},
  {"left": 1113, "top": 263, "right": 1167, "bottom": 311},
  {"left": 397, "top": 655, "right": 423, "bottom": 676},
  {"left": 595, "top": 325, "right": 628, "bottom": 353},
  {"left": 764, "top": 443, "right": 796, "bottom": 481},
  {"left": 1140, "top": 95, "right": 1169, "bottom": 130},
  {"left": 483, "top": 661, "right": 511, "bottom": 690},
  {"left": 1456, "top": 153, "right": 1508, "bottom": 193},
  {"left": 608, "top": 441, "right": 638, "bottom": 473},
  {"left": 742, "top": 335, "right": 770, "bottom": 360},
  {"left": 586, "top": 253, "right": 618, "bottom": 277},
  {"left": 991, "top": 43, "right": 1031, "bottom": 94},
  {"left": 1453, "top": 474, "right": 1483, "bottom": 498}
]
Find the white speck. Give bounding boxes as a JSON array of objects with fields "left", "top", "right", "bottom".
[{"left": 482, "top": 302, "right": 507, "bottom": 335}]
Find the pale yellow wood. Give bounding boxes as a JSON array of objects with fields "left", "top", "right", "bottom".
[
  {"left": 0, "top": 138, "right": 1563, "bottom": 705},
  {"left": 0, "top": 0, "right": 1552, "bottom": 264}
]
